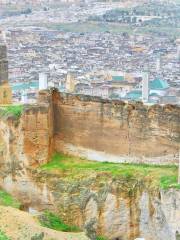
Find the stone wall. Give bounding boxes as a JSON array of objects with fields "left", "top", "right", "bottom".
[
  {"left": 0, "top": 88, "right": 179, "bottom": 172},
  {"left": 23, "top": 104, "right": 54, "bottom": 167},
  {"left": 52, "top": 90, "right": 180, "bottom": 165},
  {"left": 0, "top": 89, "right": 179, "bottom": 170}
]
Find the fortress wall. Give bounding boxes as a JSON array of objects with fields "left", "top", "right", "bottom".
[
  {"left": 52, "top": 90, "right": 180, "bottom": 165},
  {"left": 0, "top": 89, "right": 179, "bottom": 170},
  {"left": 22, "top": 104, "right": 54, "bottom": 167}
]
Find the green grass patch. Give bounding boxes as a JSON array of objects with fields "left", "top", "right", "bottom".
[
  {"left": 38, "top": 211, "right": 80, "bottom": 232},
  {"left": 96, "top": 236, "right": 109, "bottom": 240},
  {"left": 0, "top": 190, "right": 21, "bottom": 209},
  {"left": 41, "top": 153, "right": 179, "bottom": 190},
  {"left": 160, "top": 176, "right": 180, "bottom": 190},
  {"left": 0, "top": 105, "right": 24, "bottom": 118},
  {"left": 0, "top": 230, "right": 10, "bottom": 240}
]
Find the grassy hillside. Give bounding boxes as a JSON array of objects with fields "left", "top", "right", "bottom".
[{"left": 41, "top": 153, "right": 180, "bottom": 190}]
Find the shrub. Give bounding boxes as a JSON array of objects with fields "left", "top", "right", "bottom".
[
  {"left": 38, "top": 211, "right": 80, "bottom": 232},
  {"left": 0, "top": 190, "right": 21, "bottom": 209},
  {"left": 0, "top": 230, "right": 10, "bottom": 240},
  {"left": 31, "top": 233, "right": 44, "bottom": 240},
  {"left": 0, "top": 105, "right": 24, "bottom": 118},
  {"left": 160, "top": 176, "right": 180, "bottom": 190}
]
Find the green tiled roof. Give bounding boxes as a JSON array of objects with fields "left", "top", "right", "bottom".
[
  {"left": 125, "top": 90, "right": 142, "bottom": 100},
  {"left": 112, "top": 75, "right": 124, "bottom": 81},
  {"left": 11, "top": 82, "right": 38, "bottom": 91},
  {"left": 150, "top": 78, "right": 169, "bottom": 90}
]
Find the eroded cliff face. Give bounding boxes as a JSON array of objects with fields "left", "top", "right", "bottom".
[
  {"left": 0, "top": 165, "right": 180, "bottom": 240},
  {"left": 0, "top": 105, "right": 53, "bottom": 172},
  {"left": 0, "top": 102, "right": 54, "bottom": 205},
  {"left": 17, "top": 170, "right": 180, "bottom": 240},
  {"left": 52, "top": 91, "right": 180, "bottom": 165},
  {"left": 2, "top": 161, "right": 180, "bottom": 240}
]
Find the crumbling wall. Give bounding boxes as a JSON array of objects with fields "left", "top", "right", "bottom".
[
  {"left": 0, "top": 88, "right": 179, "bottom": 173},
  {"left": 52, "top": 90, "right": 180, "bottom": 165}
]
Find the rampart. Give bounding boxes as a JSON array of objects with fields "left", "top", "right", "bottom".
[
  {"left": 49, "top": 90, "right": 180, "bottom": 165},
  {"left": 0, "top": 89, "right": 179, "bottom": 171}
]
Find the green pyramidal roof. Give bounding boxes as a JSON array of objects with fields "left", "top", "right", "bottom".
[{"left": 150, "top": 78, "right": 169, "bottom": 90}]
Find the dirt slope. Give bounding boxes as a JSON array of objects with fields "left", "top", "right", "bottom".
[{"left": 0, "top": 206, "right": 89, "bottom": 240}]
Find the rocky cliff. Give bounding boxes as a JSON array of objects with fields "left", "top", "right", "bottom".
[
  {"left": 31, "top": 170, "right": 180, "bottom": 240},
  {"left": 1, "top": 156, "right": 180, "bottom": 240},
  {"left": 0, "top": 104, "right": 53, "bottom": 173},
  {"left": 0, "top": 89, "right": 179, "bottom": 240},
  {"left": 0, "top": 102, "right": 54, "bottom": 205}
]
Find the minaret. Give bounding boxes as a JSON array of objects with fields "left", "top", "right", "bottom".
[
  {"left": 39, "top": 72, "right": 48, "bottom": 90},
  {"left": 156, "top": 57, "right": 161, "bottom": 72},
  {"left": 142, "top": 72, "right": 149, "bottom": 103},
  {"left": 0, "top": 32, "right": 12, "bottom": 105}
]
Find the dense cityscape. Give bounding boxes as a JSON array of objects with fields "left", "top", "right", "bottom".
[
  {"left": 0, "top": 1, "right": 180, "bottom": 240},
  {"left": 0, "top": 0, "right": 179, "bottom": 104}
]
